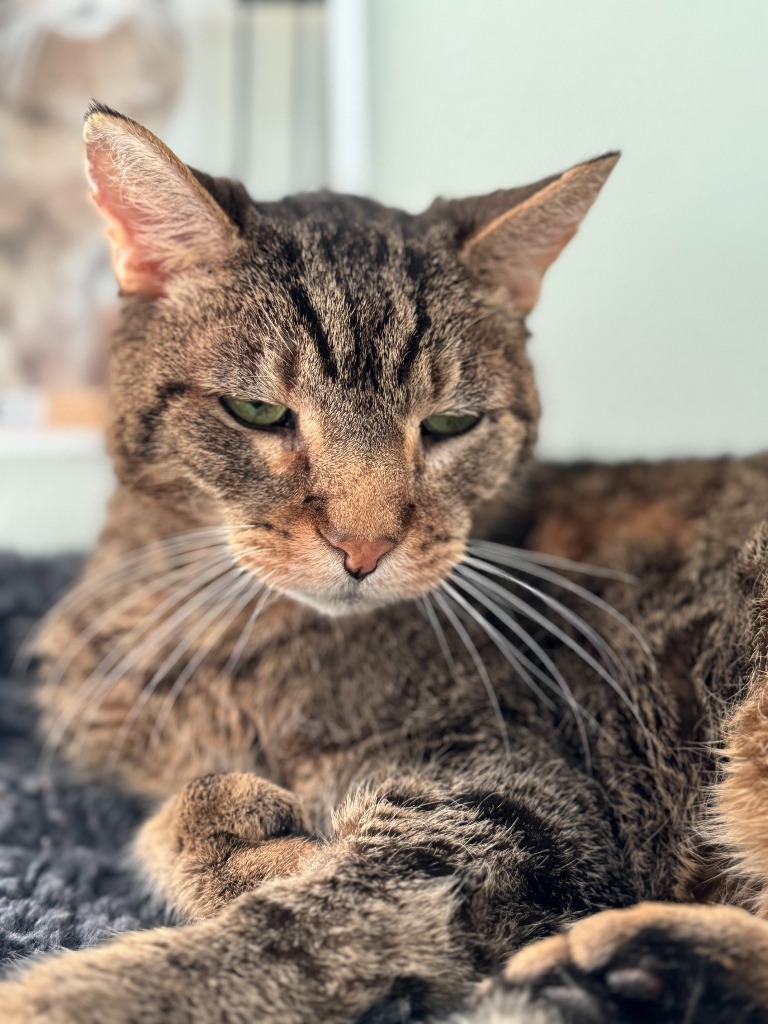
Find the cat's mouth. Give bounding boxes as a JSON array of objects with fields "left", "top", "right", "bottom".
[
  {"left": 259, "top": 561, "right": 453, "bottom": 618},
  {"left": 229, "top": 524, "right": 463, "bottom": 618},
  {"left": 283, "top": 582, "right": 387, "bottom": 617}
]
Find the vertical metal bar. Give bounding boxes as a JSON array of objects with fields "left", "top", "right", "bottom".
[
  {"left": 325, "top": 0, "right": 370, "bottom": 194},
  {"left": 232, "top": 0, "right": 255, "bottom": 182}
]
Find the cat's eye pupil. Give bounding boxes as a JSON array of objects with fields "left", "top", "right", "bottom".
[
  {"left": 421, "top": 413, "right": 481, "bottom": 439},
  {"left": 221, "top": 397, "right": 293, "bottom": 429}
]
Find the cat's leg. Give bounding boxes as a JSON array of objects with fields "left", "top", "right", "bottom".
[
  {"left": 0, "top": 765, "right": 631, "bottom": 1023},
  {"left": 485, "top": 901, "right": 768, "bottom": 1024},
  {"left": 135, "top": 772, "right": 320, "bottom": 920}
]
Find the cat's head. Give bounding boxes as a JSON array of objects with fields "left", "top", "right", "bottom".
[{"left": 84, "top": 102, "right": 617, "bottom": 616}]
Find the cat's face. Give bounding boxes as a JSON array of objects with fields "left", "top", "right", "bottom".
[
  {"left": 85, "top": 104, "right": 617, "bottom": 616},
  {"left": 109, "top": 205, "right": 537, "bottom": 615}
]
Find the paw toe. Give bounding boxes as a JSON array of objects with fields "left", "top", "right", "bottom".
[
  {"left": 501, "top": 904, "right": 768, "bottom": 1024},
  {"left": 603, "top": 965, "right": 663, "bottom": 1002},
  {"left": 538, "top": 984, "right": 608, "bottom": 1023},
  {"left": 176, "top": 772, "right": 310, "bottom": 844}
]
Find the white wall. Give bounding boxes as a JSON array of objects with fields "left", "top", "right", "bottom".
[
  {"left": 367, "top": 0, "right": 768, "bottom": 459},
  {"left": 1, "top": 436, "right": 113, "bottom": 555}
]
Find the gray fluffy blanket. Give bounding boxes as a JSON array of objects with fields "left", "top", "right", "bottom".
[{"left": 0, "top": 554, "right": 165, "bottom": 973}]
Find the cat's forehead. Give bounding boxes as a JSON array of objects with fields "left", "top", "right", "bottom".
[
  {"left": 221, "top": 198, "right": 481, "bottom": 402},
  {"left": 250, "top": 193, "right": 450, "bottom": 300}
]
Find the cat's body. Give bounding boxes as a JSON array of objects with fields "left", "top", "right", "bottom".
[{"left": 4, "top": 105, "right": 768, "bottom": 1023}]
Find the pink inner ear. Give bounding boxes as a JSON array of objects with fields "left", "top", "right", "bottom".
[
  {"left": 531, "top": 222, "right": 579, "bottom": 275},
  {"left": 87, "top": 145, "right": 172, "bottom": 299},
  {"left": 92, "top": 190, "right": 168, "bottom": 299},
  {"left": 461, "top": 154, "right": 618, "bottom": 316},
  {"left": 504, "top": 222, "right": 580, "bottom": 315}
]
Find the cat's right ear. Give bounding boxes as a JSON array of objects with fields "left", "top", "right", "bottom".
[
  {"left": 83, "top": 102, "right": 239, "bottom": 298},
  {"left": 434, "top": 153, "right": 619, "bottom": 316}
]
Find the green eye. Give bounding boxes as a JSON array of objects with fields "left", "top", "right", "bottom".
[
  {"left": 421, "top": 413, "right": 481, "bottom": 438},
  {"left": 221, "top": 397, "right": 293, "bottom": 429}
]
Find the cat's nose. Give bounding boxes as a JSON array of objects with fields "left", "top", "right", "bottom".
[{"left": 319, "top": 531, "right": 396, "bottom": 580}]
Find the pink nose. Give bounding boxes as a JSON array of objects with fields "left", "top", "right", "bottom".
[{"left": 320, "top": 532, "right": 396, "bottom": 579}]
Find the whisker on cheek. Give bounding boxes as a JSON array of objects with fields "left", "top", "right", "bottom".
[
  {"left": 41, "top": 556, "right": 242, "bottom": 766},
  {"left": 419, "top": 595, "right": 459, "bottom": 681},
  {"left": 456, "top": 557, "right": 659, "bottom": 766},
  {"left": 39, "top": 550, "right": 234, "bottom": 743},
  {"left": 468, "top": 540, "right": 651, "bottom": 662},
  {"left": 432, "top": 587, "right": 511, "bottom": 758},
  {"left": 444, "top": 575, "right": 595, "bottom": 769},
  {"left": 104, "top": 569, "right": 260, "bottom": 764},
  {"left": 224, "top": 578, "right": 277, "bottom": 674},
  {"left": 29, "top": 529, "right": 235, "bottom": 681},
  {"left": 469, "top": 539, "right": 636, "bottom": 582},
  {"left": 148, "top": 577, "right": 278, "bottom": 752}
]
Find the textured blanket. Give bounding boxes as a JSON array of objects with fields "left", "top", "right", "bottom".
[{"left": 0, "top": 554, "right": 166, "bottom": 974}]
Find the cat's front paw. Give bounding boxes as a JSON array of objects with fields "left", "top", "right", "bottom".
[
  {"left": 136, "top": 771, "right": 317, "bottom": 918},
  {"left": 495, "top": 902, "right": 768, "bottom": 1024}
]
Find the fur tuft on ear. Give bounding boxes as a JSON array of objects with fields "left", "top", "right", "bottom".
[
  {"left": 83, "top": 101, "right": 239, "bottom": 298},
  {"left": 457, "top": 153, "right": 620, "bottom": 315}
]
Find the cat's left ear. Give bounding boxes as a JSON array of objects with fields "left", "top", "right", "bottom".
[
  {"left": 457, "top": 153, "right": 619, "bottom": 315},
  {"left": 83, "top": 101, "right": 240, "bottom": 298}
]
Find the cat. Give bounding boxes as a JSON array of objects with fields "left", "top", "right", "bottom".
[{"left": 3, "top": 100, "right": 768, "bottom": 1024}]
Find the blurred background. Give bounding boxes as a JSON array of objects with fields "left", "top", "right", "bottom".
[{"left": 1, "top": 0, "right": 766, "bottom": 553}]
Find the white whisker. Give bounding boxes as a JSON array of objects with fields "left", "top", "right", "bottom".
[
  {"left": 69, "top": 564, "right": 250, "bottom": 760},
  {"left": 467, "top": 558, "right": 634, "bottom": 691},
  {"left": 469, "top": 539, "right": 636, "bottom": 583},
  {"left": 457, "top": 560, "right": 658, "bottom": 763},
  {"left": 148, "top": 576, "right": 276, "bottom": 752},
  {"left": 42, "top": 556, "right": 241, "bottom": 764},
  {"left": 419, "top": 595, "right": 459, "bottom": 681},
  {"left": 464, "top": 558, "right": 629, "bottom": 685},
  {"left": 433, "top": 588, "right": 511, "bottom": 758},
  {"left": 34, "top": 524, "right": 253, "bottom": 629},
  {"left": 225, "top": 581, "right": 276, "bottom": 675},
  {"left": 439, "top": 582, "right": 558, "bottom": 711},
  {"left": 443, "top": 578, "right": 593, "bottom": 769},
  {"left": 15, "top": 530, "right": 235, "bottom": 675},
  {"left": 109, "top": 571, "right": 263, "bottom": 762},
  {"left": 40, "top": 547, "right": 233, "bottom": 701},
  {"left": 468, "top": 542, "right": 653, "bottom": 666}
]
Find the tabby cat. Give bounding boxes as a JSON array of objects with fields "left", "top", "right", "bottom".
[{"left": 3, "top": 102, "right": 768, "bottom": 1024}]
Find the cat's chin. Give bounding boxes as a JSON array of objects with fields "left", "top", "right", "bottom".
[{"left": 283, "top": 586, "right": 415, "bottom": 619}]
